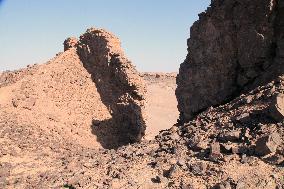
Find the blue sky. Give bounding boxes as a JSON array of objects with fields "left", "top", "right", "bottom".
[{"left": 0, "top": 0, "right": 210, "bottom": 72}]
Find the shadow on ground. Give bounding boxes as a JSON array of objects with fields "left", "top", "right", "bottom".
[
  {"left": 90, "top": 118, "right": 122, "bottom": 149},
  {"left": 78, "top": 53, "right": 144, "bottom": 149}
]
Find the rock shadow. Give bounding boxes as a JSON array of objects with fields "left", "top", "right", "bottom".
[
  {"left": 79, "top": 54, "right": 145, "bottom": 149},
  {"left": 90, "top": 118, "right": 122, "bottom": 149},
  {"left": 71, "top": 28, "right": 147, "bottom": 149}
]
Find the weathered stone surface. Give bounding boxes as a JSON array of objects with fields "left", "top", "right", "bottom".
[
  {"left": 255, "top": 132, "right": 281, "bottom": 156},
  {"left": 76, "top": 28, "right": 147, "bottom": 144},
  {"left": 63, "top": 37, "right": 78, "bottom": 51},
  {"left": 176, "top": 0, "right": 284, "bottom": 122},
  {"left": 209, "top": 141, "right": 222, "bottom": 161},
  {"left": 268, "top": 93, "right": 284, "bottom": 122},
  {"left": 218, "top": 130, "right": 241, "bottom": 142},
  {"left": 190, "top": 162, "right": 207, "bottom": 176}
]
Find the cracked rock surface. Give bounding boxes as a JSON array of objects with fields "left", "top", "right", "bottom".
[{"left": 176, "top": 0, "right": 284, "bottom": 122}]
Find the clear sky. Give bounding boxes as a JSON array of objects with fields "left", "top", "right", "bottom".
[{"left": 0, "top": 0, "right": 210, "bottom": 72}]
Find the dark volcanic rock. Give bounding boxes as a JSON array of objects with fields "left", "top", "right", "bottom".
[{"left": 176, "top": 0, "right": 284, "bottom": 122}]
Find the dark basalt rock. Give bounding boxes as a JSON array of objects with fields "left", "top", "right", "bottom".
[{"left": 176, "top": 0, "right": 284, "bottom": 123}]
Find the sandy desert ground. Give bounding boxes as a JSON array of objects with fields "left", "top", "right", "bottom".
[{"left": 142, "top": 72, "right": 179, "bottom": 139}]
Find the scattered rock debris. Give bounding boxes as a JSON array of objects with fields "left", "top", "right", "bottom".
[{"left": 0, "top": 0, "right": 284, "bottom": 188}]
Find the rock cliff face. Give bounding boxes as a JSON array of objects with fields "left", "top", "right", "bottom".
[
  {"left": 76, "top": 28, "right": 147, "bottom": 144},
  {"left": 176, "top": 0, "right": 284, "bottom": 122}
]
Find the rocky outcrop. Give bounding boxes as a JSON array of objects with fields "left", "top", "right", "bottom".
[
  {"left": 1, "top": 24, "right": 284, "bottom": 189},
  {"left": 0, "top": 28, "right": 147, "bottom": 150},
  {"left": 176, "top": 0, "right": 284, "bottom": 122},
  {"left": 75, "top": 28, "right": 147, "bottom": 144},
  {"left": 63, "top": 37, "right": 78, "bottom": 51},
  {"left": 268, "top": 93, "right": 284, "bottom": 121}
]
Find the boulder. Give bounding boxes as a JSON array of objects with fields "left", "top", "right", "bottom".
[
  {"left": 218, "top": 130, "right": 241, "bottom": 142},
  {"left": 255, "top": 133, "right": 281, "bottom": 156},
  {"left": 268, "top": 93, "right": 284, "bottom": 122}
]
